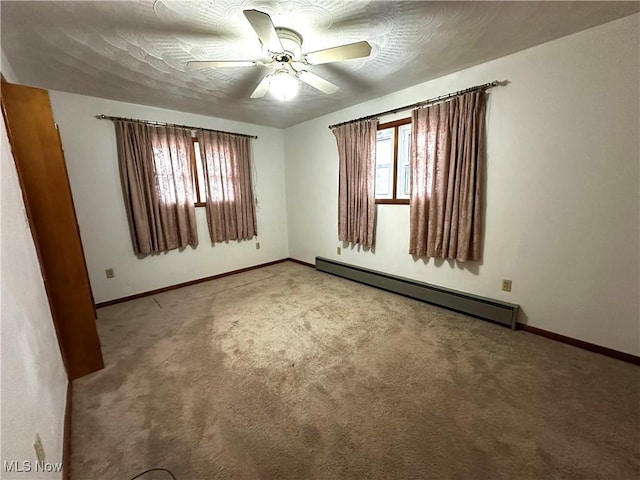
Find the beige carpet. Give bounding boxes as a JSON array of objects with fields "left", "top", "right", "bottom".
[{"left": 71, "top": 261, "right": 639, "bottom": 480}]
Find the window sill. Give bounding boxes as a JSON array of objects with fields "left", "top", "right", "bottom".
[
  {"left": 195, "top": 202, "right": 206, "bottom": 208},
  {"left": 375, "top": 199, "right": 409, "bottom": 205}
]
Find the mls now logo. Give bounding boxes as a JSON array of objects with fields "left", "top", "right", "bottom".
[{"left": 3, "top": 461, "right": 63, "bottom": 473}]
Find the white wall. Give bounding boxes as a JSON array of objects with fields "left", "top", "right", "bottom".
[
  {"left": 1, "top": 49, "right": 18, "bottom": 83},
  {"left": 284, "top": 14, "right": 640, "bottom": 355},
  {"left": 1, "top": 113, "right": 67, "bottom": 478},
  {"left": 49, "top": 92, "right": 289, "bottom": 303}
]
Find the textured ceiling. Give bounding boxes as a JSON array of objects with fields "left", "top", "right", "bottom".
[{"left": 1, "top": 1, "right": 638, "bottom": 128}]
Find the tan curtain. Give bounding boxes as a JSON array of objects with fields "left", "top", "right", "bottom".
[
  {"left": 115, "top": 121, "right": 198, "bottom": 255},
  {"left": 196, "top": 130, "right": 257, "bottom": 243},
  {"left": 333, "top": 119, "right": 378, "bottom": 248},
  {"left": 409, "top": 90, "right": 486, "bottom": 261}
]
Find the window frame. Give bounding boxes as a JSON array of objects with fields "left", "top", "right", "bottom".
[
  {"left": 375, "top": 117, "right": 411, "bottom": 205},
  {"left": 191, "top": 138, "right": 206, "bottom": 207}
]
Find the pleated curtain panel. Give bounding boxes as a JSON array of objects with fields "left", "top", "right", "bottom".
[
  {"left": 333, "top": 119, "right": 378, "bottom": 248},
  {"left": 115, "top": 121, "right": 198, "bottom": 255},
  {"left": 409, "top": 90, "right": 486, "bottom": 262},
  {"left": 195, "top": 130, "right": 257, "bottom": 243}
]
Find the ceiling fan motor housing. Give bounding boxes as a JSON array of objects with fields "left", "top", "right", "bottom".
[{"left": 275, "top": 27, "right": 303, "bottom": 59}]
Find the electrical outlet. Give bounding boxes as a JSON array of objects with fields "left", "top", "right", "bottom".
[
  {"left": 105, "top": 268, "right": 114, "bottom": 279},
  {"left": 255, "top": 242, "right": 260, "bottom": 250},
  {"left": 502, "top": 279, "right": 512, "bottom": 292},
  {"left": 34, "top": 433, "right": 45, "bottom": 463},
  {"left": 337, "top": 246, "right": 341, "bottom": 255}
]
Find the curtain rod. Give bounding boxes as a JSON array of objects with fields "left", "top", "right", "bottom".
[
  {"left": 94, "top": 114, "right": 258, "bottom": 139},
  {"left": 328, "top": 80, "right": 502, "bottom": 130}
]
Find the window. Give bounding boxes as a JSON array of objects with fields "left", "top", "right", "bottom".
[
  {"left": 194, "top": 130, "right": 257, "bottom": 242},
  {"left": 375, "top": 118, "right": 411, "bottom": 204},
  {"left": 151, "top": 142, "right": 192, "bottom": 206},
  {"left": 191, "top": 138, "right": 207, "bottom": 206}
]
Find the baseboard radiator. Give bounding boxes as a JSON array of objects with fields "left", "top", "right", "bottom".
[{"left": 315, "top": 257, "right": 519, "bottom": 329}]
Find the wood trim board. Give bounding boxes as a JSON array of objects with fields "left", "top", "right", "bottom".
[
  {"left": 287, "top": 257, "right": 315, "bottom": 269},
  {"left": 517, "top": 323, "right": 639, "bottom": 365},
  {"left": 95, "top": 259, "right": 289, "bottom": 308}
]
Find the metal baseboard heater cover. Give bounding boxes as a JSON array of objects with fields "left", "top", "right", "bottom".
[{"left": 315, "top": 257, "right": 519, "bottom": 329}]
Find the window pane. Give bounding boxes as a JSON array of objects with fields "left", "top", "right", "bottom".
[
  {"left": 193, "top": 141, "right": 207, "bottom": 203},
  {"left": 375, "top": 128, "right": 395, "bottom": 199},
  {"left": 396, "top": 124, "right": 411, "bottom": 199}
]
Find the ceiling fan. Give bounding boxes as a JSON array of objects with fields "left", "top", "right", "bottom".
[{"left": 187, "top": 9, "right": 372, "bottom": 101}]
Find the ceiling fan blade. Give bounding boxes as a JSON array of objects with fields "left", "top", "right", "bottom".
[
  {"left": 187, "top": 60, "right": 258, "bottom": 69},
  {"left": 298, "top": 71, "right": 339, "bottom": 94},
  {"left": 303, "top": 41, "right": 372, "bottom": 65},
  {"left": 250, "top": 74, "right": 271, "bottom": 98},
  {"left": 243, "top": 9, "right": 284, "bottom": 53}
]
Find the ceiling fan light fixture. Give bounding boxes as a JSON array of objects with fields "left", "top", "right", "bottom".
[{"left": 269, "top": 69, "right": 298, "bottom": 101}]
